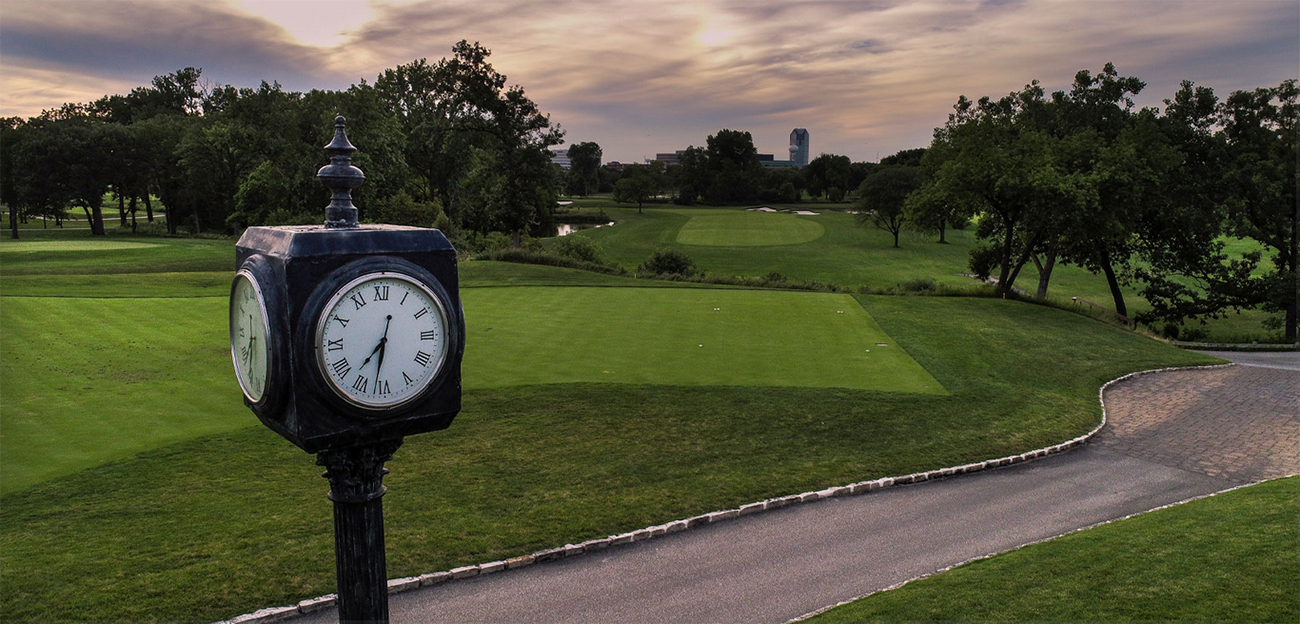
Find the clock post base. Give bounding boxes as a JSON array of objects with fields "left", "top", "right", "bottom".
[{"left": 317, "top": 439, "right": 404, "bottom": 623}]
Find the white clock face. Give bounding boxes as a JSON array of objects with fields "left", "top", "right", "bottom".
[
  {"left": 230, "top": 270, "right": 271, "bottom": 403},
  {"left": 315, "top": 272, "right": 450, "bottom": 410}
]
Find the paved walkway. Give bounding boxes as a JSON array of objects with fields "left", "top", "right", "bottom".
[{"left": 294, "top": 355, "right": 1298, "bottom": 623}]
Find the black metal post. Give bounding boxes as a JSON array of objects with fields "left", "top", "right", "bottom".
[{"left": 317, "top": 439, "right": 404, "bottom": 623}]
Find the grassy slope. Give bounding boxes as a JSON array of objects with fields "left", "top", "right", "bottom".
[
  {"left": 808, "top": 477, "right": 1299, "bottom": 623},
  {"left": 0, "top": 294, "right": 1217, "bottom": 622},
  {"left": 572, "top": 204, "right": 1277, "bottom": 340}
]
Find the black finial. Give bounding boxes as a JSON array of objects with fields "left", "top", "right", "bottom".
[{"left": 318, "top": 115, "right": 365, "bottom": 229}]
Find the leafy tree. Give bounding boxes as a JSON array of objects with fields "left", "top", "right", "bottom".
[
  {"left": 376, "top": 41, "right": 562, "bottom": 238},
  {"left": 802, "top": 153, "right": 850, "bottom": 198},
  {"left": 702, "top": 129, "right": 762, "bottom": 204},
  {"left": 856, "top": 164, "right": 921, "bottom": 247},
  {"left": 566, "top": 141, "right": 601, "bottom": 197},
  {"left": 913, "top": 85, "right": 1065, "bottom": 294},
  {"left": 613, "top": 163, "right": 662, "bottom": 211},
  {"left": 1138, "top": 80, "right": 1298, "bottom": 341}
]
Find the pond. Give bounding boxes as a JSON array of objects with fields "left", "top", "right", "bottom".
[{"left": 536, "top": 221, "right": 615, "bottom": 237}]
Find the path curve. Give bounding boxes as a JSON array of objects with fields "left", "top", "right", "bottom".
[{"left": 282, "top": 355, "right": 1298, "bottom": 624}]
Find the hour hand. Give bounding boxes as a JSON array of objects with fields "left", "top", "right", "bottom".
[{"left": 359, "top": 340, "right": 384, "bottom": 368}]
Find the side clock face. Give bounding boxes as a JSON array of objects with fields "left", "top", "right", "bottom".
[
  {"left": 315, "top": 272, "right": 450, "bottom": 410},
  {"left": 230, "top": 270, "right": 271, "bottom": 403}
]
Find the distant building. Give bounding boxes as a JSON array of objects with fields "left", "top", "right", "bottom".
[
  {"left": 757, "top": 154, "right": 774, "bottom": 161},
  {"left": 789, "top": 128, "right": 810, "bottom": 167},
  {"left": 651, "top": 151, "right": 687, "bottom": 167},
  {"left": 604, "top": 161, "right": 628, "bottom": 172},
  {"left": 550, "top": 149, "right": 571, "bottom": 170}
]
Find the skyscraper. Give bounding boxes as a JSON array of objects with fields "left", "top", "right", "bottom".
[{"left": 789, "top": 128, "right": 810, "bottom": 167}]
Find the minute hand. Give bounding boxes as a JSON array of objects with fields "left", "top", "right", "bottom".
[{"left": 372, "top": 315, "right": 393, "bottom": 377}]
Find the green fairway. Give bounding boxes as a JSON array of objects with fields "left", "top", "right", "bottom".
[
  {"left": 0, "top": 228, "right": 232, "bottom": 276},
  {"left": 0, "top": 240, "right": 162, "bottom": 253},
  {"left": 807, "top": 477, "right": 1299, "bottom": 623},
  {"left": 464, "top": 287, "right": 941, "bottom": 392},
  {"left": 675, "top": 210, "right": 826, "bottom": 247},
  {"left": 0, "top": 286, "right": 937, "bottom": 495}
]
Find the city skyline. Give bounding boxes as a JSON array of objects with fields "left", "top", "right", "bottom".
[{"left": 1, "top": 0, "right": 1296, "bottom": 163}]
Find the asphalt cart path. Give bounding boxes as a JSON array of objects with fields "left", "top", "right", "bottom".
[{"left": 295, "top": 353, "right": 1298, "bottom": 624}]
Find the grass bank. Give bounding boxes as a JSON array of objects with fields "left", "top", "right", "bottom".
[{"left": 806, "top": 476, "right": 1299, "bottom": 623}]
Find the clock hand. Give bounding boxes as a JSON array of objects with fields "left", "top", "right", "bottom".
[
  {"left": 358, "top": 316, "right": 395, "bottom": 372},
  {"left": 374, "top": 315, "right": 392, "bottom": 378}
]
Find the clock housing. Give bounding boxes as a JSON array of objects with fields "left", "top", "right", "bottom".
[{"left": 235, "top": 224, "right": 464, "bottom": 453}]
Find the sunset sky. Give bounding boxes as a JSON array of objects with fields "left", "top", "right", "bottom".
[{"left": 1, "top": 0, "right": 1296, "bottom": 163}]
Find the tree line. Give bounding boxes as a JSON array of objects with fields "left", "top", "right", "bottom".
[
  {"left": 0, "top": 41, "right": 563, "bottom": 247},
  {"left": 855, "top": 64, "right": 1296, "bottom": 342},
  {"left": 564, "top": 130, "right": 875, "bottom": 210}
]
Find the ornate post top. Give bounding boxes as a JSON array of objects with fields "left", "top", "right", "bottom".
[{"left": 317, "top": 115, "right": 366, "bottom": 229}]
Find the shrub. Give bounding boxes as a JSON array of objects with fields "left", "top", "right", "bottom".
[
  {"left": 367, "top": 190, "right": 443, "bottom": 227},
  {"left": 478, "top": 248, "right": 627, "bottom": 275},
  {"left": 826, "top": 186, "right": 845, "bottom": 202},
  {"left": 899, "top": 277, "right": 937, "bottom": 293},
  {"left": 638, "top": 249, "right": 700, "bottom": 277},
  {"left": 550, "top": 235, "right": 610, "bottom": 265}
]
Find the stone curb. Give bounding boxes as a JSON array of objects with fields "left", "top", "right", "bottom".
[{"left": 216, "top": 364, "right": 1234, "bottom": 624}]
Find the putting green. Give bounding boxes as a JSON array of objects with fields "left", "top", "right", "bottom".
[
  {"left": 0, "top": 240, "right": 160, "bottom": 253},
  {"left": 675, "top": 210, "right": 825, "bottom": 247},
  {"left": 463, "top": 286, "right": 943, "bottom": 392}
]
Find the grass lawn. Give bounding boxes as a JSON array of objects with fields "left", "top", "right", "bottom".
[
  {"left": 0, "top": 288, "right": 1219, "bottom": 621},
  {"left": 806, "top": 476, "right": 1300, "bottom": 623}
]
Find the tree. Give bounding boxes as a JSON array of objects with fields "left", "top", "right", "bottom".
[
  {"left": 376, "top": 41, "right": 562, "bottom": 237},
  {"left": 802, "top": 153, "right": 850, "bottom": 198},
  {"left": 566, "top": 141, "right": 601, "bottom": 197},
  {"left": 912, "top": 86, "right": 1064, "bottom": 295},
  {"left": 613, "top": 163, "right": 662, "bottom": 212},
  {"left": 702, "top": 129, "right": 762, "bottom": 204},
  {"left": 856, "top": 164, "right": 920, "bottom": 247}
]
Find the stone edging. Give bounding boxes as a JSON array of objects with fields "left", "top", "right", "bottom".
[{"left": 217, "top": 363, "right": 1234, "bottom": 624}]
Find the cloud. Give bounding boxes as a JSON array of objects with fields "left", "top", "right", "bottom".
[
  {"left": 0, "top": 0, "right": 340, "bottom": 104},
  {"left": 1, "top": 0, "right": 1296, "bottom": 161}
]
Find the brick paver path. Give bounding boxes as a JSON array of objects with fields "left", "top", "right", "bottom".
[{"left": 1097, "top": 364, "right": 1300, "bottom": 483}]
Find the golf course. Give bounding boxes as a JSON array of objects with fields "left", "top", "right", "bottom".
[{"left": 0, "top": 206, "right": 1292, "bottom": 622}]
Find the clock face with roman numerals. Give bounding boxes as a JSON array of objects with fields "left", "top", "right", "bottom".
[
  {"left": 314, "top": 271, "right": 449, "bottom": 410},
  {"left": 230, "top": 269, "right": 271, "bottom": 403}
]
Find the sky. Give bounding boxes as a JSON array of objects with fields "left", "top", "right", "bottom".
[{"left": 1, "top": 0, "right": 1296, "bottom": 163}]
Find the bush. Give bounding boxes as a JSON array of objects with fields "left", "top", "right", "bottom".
[
  {"left": 638, "top": 249, "right": 700, "bottom": 277},
  {"left": 367, "top": 190, "right": 443, "bottom": 228},
  {"left": 478, "top": 248, "right": 627, "bottom": 275},
  {"left": 826, "top": 186, "right": 845, "bottom": 202},
  {"left": 899, "top": 277, "right": 937, "bottom": 293},
  {"left": 550, "top": 235, "right": 610, "bottom": 265}
]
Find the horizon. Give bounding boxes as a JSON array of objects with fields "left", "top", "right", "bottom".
[{"left": 1, "top": 0, "right": 1296, "bottom": 163}]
